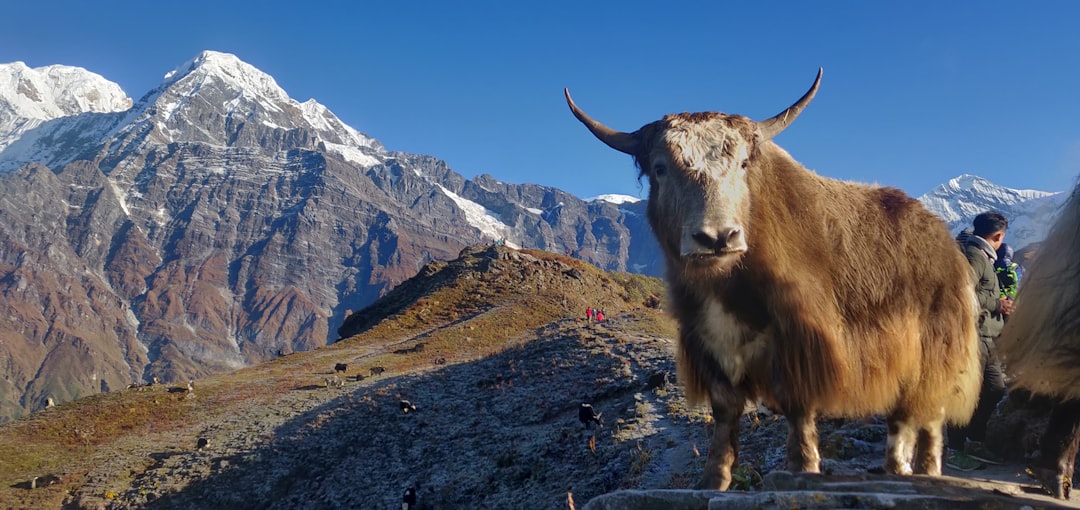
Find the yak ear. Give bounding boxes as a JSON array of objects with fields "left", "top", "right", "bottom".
[
  {"left": 565, "top": 88, "right": 641, "bottom": 155},
  {"left": 756, "top": 68, "right": 822, "bottom": 141}
]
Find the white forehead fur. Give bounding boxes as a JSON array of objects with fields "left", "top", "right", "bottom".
[{"left": 657, "top": 118, "right": 751, "bottom": 180}]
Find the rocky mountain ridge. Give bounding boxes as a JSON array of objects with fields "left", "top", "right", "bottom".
[{"left": 0, "top": 52, "right": 661, "bottom": 422}]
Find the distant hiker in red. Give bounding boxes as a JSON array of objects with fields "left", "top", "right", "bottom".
[
  {"left": 596, "top": 310, "right": 605, "bottom": 322},
  {"left": 586, "top": 307, "right": 594, "bottom": 322}
]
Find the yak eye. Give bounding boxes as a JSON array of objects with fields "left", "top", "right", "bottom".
[
  {"left": 741, "top": 159, "right": 750, "bottom": 169},
  {"left": 653, "top": 164, "right": 667, "bottom": 176}
]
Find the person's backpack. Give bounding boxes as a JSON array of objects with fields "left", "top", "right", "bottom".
[
  {"left": 994, "top": 242, "right": 1019, "bottom": 299},
  {"left": 996, "top": 263, "right": 1020, "bottom": 299}
]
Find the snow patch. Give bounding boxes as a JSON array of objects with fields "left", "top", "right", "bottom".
[
  {"left": 109, "top": 179, "right": 130, "bottom": 216},
  {"left": 324, "top": 142, "right": 381, "bottom": 168},
  {"left": 587, "top": 194, "right": 642, "bottom": 205},
  {"left": 436, "top": 184, "right": 512, "bottom": 243}
]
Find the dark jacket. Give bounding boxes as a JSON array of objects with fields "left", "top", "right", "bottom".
[{"left": 957, "top": 230, "right": 1004, "bottom": 338}]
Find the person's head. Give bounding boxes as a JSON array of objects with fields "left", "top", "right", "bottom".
[{"left": 973, "top": 211, "right": 1008, "bottom": 250}]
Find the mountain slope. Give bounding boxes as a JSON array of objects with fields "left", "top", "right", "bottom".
[{"left": 0, "top": 52, "right": 662, "bottom": 421}]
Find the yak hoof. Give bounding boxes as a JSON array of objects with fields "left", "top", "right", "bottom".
[
  {"left": 884, "top": 458, "right": 913, "bottom": 476},
  {"left": 1028, "top": 467, "right": 1071, "bottom": 500},
  {"left": 696, "top": 473, "right": 731, "bottom": 491}
]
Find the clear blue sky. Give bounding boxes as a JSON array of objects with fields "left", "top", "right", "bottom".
[{"left": 2, "top": 1, "right": 1078, "bottom": 200}]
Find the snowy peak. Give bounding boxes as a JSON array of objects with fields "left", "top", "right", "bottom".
[
  {"left": 119, "top": 50, "right": 382, "bottom": 156},
  {"left": 0, "top": 61, "right": 131, "bottom": 119},
  {"left": 160, "top": 50, "right": 290, "bottom": 107},
  {"left": 586, "top": 194, "right": 642, "bottom": 205},
  {"left": 0, "top": 62, "right": 131, "bottom": 154},
  {"left": 920, "top": 173, "right": 1058, "bottom": 223},
  {"left": 918, "top": 174, "right": 1065, "bottom": 251},
  {"left": 0, "top": 50, "right": 386, "bottom": 174}
]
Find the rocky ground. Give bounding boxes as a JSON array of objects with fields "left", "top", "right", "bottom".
[{"left": 19, "top": 313, "right": 1077, "bottom": 510}]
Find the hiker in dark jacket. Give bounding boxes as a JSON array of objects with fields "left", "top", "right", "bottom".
[{"left": 947, "top": 212, "right": 1014, "bottom": 471}]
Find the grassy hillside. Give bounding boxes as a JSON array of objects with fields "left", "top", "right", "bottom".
[{"left": 0, "top": 245, "right": 689, "bottom": 508}]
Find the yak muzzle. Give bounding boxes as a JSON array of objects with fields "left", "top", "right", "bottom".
[{"left": 685, "top": 227, "right": 747, "bottom": 257}]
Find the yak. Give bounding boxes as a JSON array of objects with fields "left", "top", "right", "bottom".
[
  {"left": 997, "top": 182, "right": 1080, "bottom": 500},
  {"left": 579, "top": 403, "right": 603, "bottom": 430},
  {"left": 566, "top": 68, "right": 981, "bottom": 489}
]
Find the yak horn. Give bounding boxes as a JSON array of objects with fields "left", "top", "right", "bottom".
[
  {"left": 757, "top": 68, "right": 823, "bottom": 141},
  {"left": 564, "top": 88, "right": 640, "bottom": 155}
]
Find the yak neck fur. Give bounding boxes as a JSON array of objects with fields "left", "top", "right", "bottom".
[{"left": 669, "top": 139, "right": 981, "bottom": 424}]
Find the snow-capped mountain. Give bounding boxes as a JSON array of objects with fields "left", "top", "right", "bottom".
[
  {"left": 0, "top": 51, "right": 660, "bottom": 421},
  {"left": 918, "top": 174, "right": 1066, "bottom": 251},
  {"left": 0, "top": 61, "right": 131, "bottom": 154},
  {"left": 0, "top": 51, "right": 386, "bottom": 174}
]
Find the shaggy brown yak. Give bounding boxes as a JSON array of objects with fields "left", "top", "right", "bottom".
[
  {"left": 997, "top": 182, "right": 1080, "bottom": 499},
  {"left": 565, "top": 69, "right": 982, "bottom": 489}
]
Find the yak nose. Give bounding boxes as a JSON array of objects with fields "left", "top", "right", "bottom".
[{"left": 692, "top": 227, "right": 744, "bottom": 251}]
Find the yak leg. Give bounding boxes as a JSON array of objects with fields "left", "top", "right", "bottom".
[
  {"left": 885, "top": 411, "right": 916, "bottom": 475},
  {"left": 698, "top": 383, "right": 742, "bottom": 490},
  {"left": 1030, "top": 398, "right": 1080, "bottom": 499},
  {"left": 785, "top": 408, "right": 821, "bottom": 473},
  {"left": 912, "top": 414, "right": 945, "bottom": 476}
]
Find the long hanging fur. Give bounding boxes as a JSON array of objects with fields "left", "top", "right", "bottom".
[
  {"left": 664, "top": 137, "right": 981, "bottom": 424},
  {"left": 997, "top": 183, "right": 1080, "bottom": 400}
]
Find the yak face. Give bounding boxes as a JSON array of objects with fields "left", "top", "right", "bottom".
[
  {"left": 645, "top": 114, "right": 756, "bottom": 270},
  {"left": 564, "top": 68, "right": 821, "bottom": 272}
]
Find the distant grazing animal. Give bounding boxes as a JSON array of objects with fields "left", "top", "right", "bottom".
[
  {"left": 45, "top": 397, "right": 55, "bottom": 408},
  {"left": 646, "top": 371, "right": 669, "bottom": 391},
  {"left": 370, "top": 366, "right": 386, "bottom": 377},
  {"left": 334, "top": 363, "right": 348, "bottom": 374},
  {"left": 324, "top": 375, "right": 344, "bottom": 388},
  {"left": 400, "top": 400, "right": 418, "bottom": 414},
  {"left": 169, "top": 381, "right": 194, "bottom": 394},
  {"left": 997, "top": 182, "right": 1080, "bottom": 500},
  {"left": 353, "top": 373, "right": 366, "bottom": 382},
  {"left": 30, "top": 474, "right": 60, "bottom": 489},
  {"left": 578, "top": 403, "right": 602, "bottom": 430},
  {"left": 196, "top": 437, "right": 209, "bottom": 450},
  {"left": 395, "top": 343, "right": 427, "bottom": 355},
  {"left": 127, "top": 376, "right": 161, "bottom": 392},
  {"left": 566, "top": 69, "right": 981, "bottom": 489},
  {"left": 434, "top": 357, "right": 447, "bottom": 365}
]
